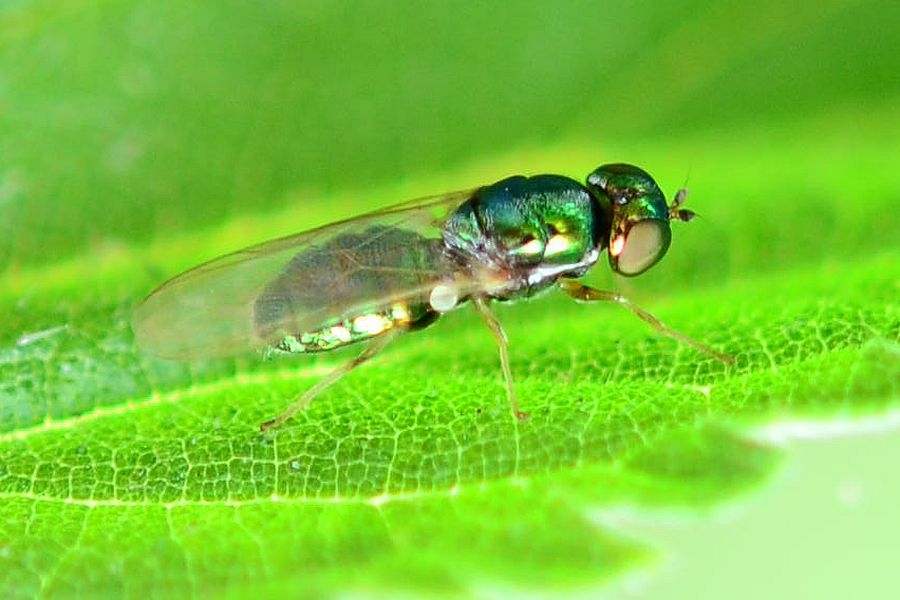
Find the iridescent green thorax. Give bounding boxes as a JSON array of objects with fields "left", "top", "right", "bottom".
[{"left": 442, "top": 174, "right": 604, "bottom": 296}]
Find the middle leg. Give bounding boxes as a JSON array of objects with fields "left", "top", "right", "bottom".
[{"left": 471, "top": 296, "right": 529, "bottom": 420}]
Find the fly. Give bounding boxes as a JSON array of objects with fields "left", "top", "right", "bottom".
[{"left": 132, "top": 163, "right": 732, "bottom": 430}]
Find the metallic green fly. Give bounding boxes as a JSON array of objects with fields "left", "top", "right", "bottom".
[{"left": 132, "top": 163, "right": 732, "bottom": 430}]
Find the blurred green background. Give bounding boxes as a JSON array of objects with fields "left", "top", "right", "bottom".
[
  {"left": 2, "top": 0, "right": 896, "bottom": 272},
  {"left": 1, "top": 1, "right": 898, "bottom": 598}
]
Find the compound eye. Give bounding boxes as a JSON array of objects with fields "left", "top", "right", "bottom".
[{"left": 610, "top": 220, "right": 672, "bottom": 276}]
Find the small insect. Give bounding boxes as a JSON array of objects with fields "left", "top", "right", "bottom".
[{"left": 132, "top": 163, "right": 732, "bottom": 430}]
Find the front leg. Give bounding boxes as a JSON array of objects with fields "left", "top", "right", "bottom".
[{"left": 558, "top": 279, "right": 734, "bottom": 364}]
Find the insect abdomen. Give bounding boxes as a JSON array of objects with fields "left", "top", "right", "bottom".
[
  {"left": 272, "top": 301, "right": 436, "bottom": 353},
  {"left": 254, "top": 225, "right": 449, "bottom": 351}
]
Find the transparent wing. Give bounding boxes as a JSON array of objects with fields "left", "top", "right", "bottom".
[{"left": 132, "top": 189, "right": 480, "bottom": 359}]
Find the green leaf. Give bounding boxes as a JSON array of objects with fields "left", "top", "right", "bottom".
[
  {"left": 3, "top": 130, "right": 897, "bottom": 597},
  {"left": 2, "top": 1, "right": 898, "bottom": 598}
]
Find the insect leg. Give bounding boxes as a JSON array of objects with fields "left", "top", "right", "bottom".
[
  {"left": 558, "top": 279, "right": 734, "bottom": 364},
  {"left": 260, "top": 332, "right": 398, "bottom": 432},
  {"left": 472, "top": 296, "right": 529, "bottom": 420}
]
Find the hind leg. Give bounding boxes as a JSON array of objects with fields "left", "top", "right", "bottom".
[{"left": 260, "top": 331, "right": 398, "bottom": 431}]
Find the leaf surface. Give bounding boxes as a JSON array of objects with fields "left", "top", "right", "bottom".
[{"left": 1, "top": 1, "right": 898, "bottom": 597}]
